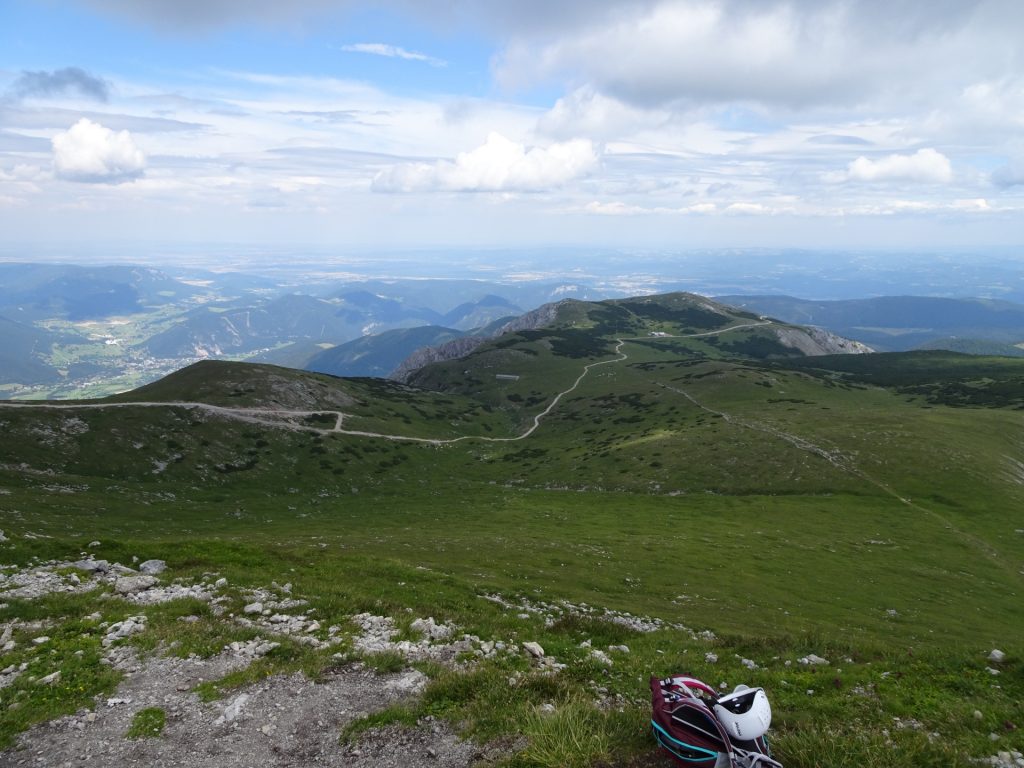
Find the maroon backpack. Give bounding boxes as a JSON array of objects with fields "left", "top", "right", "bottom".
[{"left": 650, "top": 675, "right": 782, "bottom": 768}]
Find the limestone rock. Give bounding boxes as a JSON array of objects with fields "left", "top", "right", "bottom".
[
  {"left": 114, "top": 575, "right": 158, "bottom": 595},
  {"left": 523, "top": 642, "right": 545, "bottom": 659}
]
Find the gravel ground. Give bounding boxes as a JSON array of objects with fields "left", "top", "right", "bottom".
[{"left": 0, "top": 649, "right": 479, "bottom": 768}]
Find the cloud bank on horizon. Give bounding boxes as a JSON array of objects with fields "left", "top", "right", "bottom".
[{"left": 0, "top": 0, "right": 1022, "bottom": 248}]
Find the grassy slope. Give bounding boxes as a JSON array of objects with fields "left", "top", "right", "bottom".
[{"left": 1, "top": 294, "right": 1022, "bottom": 766}]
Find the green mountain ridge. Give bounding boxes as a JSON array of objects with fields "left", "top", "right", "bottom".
[{"left": 1, "top": 291, "right": 1022, "bottom": 766}]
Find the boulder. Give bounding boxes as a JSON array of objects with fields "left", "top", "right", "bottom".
[
  {"left": 74, "top": 559, "right": 110, "bottom": 573},
  {"left": 114, "top": 575, "right": 158, "bottom": 595},
  {"left": 523, "top": 641, "right": 545, "bottom": 659},
  {"left": 138, "top": 559, "right": 167, "bottom": 575}
]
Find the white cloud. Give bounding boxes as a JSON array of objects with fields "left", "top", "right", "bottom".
[
  {"left": 724, "top": 201, "right": 771, "bottom": 214},
  {"left": 831, "top": 148, "right": 953, "bottom": 184},
  {"left": 580, "top": 201, "right": 721, "bottom": 215},
  {"left": 889, "top": 198, "right": 992, "bottom": 213},
  {"left": 52, "top": 118, "right": 146, "bottom": 183},
  {"left": 372, "top": 132, "right": 598, "bottom": 192},
  {"left": 538, "top": 87, "right": 666, "bottom": 141},
  {"left": 340, "top": 43, "right": 446, "bottom": 67},
  {"left": 495, "top": 0, "right": 1020, "bottom": 112}
]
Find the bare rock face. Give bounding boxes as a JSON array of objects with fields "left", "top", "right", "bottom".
[
  {"left": 390, "top": 300, "right": 567, "bottom": 382},
  {"left": 390, "top": 337, "right": 489, "bottom": 382},
  {"left": 774, "top": 326, "right": 874, "bottom": 356}
]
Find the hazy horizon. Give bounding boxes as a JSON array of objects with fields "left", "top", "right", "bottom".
[{"left": 2, "top": 1, "right": 1023, "bottom": 256}]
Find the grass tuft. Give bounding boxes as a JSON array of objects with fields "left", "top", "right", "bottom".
[{"left": 126, "top": 707, "right": 166, "bottom": 739}]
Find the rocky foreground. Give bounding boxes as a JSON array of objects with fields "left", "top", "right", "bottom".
[
  {"left": 0, "top": 549, "right": 670, "bottom": 767},
  {"left": 2, "top": 548, "right": 1019, "bottom": 768}
]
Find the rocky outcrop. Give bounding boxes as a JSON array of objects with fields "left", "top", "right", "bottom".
[
  {"left": 390, "top": 337, "right": 488, "bottom": 382},
  {"left": 774, "top": 326, "right": 873, "bottom": 356},
  {"left": 390, "top": 300, "right": 567, "bottom": 382}
]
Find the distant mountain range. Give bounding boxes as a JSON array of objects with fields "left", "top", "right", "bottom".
[
  {"left": 0, "top": 263, "right": 201, "bottom": 322},
  {"left": 303, "top": 326, "right": 470, "bottom": 378},
  {"left": 7, "top": 258, "right": 1024, "bottom": 398},
  {"left": 716, "top": 295, "right": 1024, "bottom": 353}
]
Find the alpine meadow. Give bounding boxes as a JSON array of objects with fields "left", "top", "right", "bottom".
[
  {"left": 3, "top": 1, "right": 1024, "bottom": 767},
  {"left": 1, "top": 294, "right": 1021, "bottom": 766}
]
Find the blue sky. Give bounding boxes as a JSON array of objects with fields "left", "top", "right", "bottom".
[{"left": 1, "top": 0, "right": 1023, "bottom": 251}]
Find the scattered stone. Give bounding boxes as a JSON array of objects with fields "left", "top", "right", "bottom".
[
  {"left": 103, "top": 616, "right": 147, "bottom": 647},
  {"left": 113, "top": 575, "right": 158, "bottom": 595},
  {"left": 127, "top": 582, "right": 213, "bottom": 605},
  {"left": 37, "top": 671, "right": 61, "bottom": 686},
  {"left": 411, "top": 617, "right": 453, "bottom": 641},
  {"left": 0, "top": 665, "right": 22, "bottom": 690},
  {"left": 705, "top": 652, "right": 718, "bottom": 664},
  {"left": 741, "top": 658, "right": 757, "bottom": 670},
  {"left": 589, "top": 649, "right": 613, "bottom": 666},
  {"left": 244, "top": 602, "right": 264, "bottom": 615},
  {"left": 986, "top": 667, "right": 1001, "bottom": 676},
  {"left": 975, "top": 710, "right": 985, "bottom": 720},
  {"left": 105, "top": 697, "right": 131, "bottom": 707},
  {"left": 523, "top": 642, "right": 545, "bottom": 659},
  {"left": 32, "top": 636, "right": 50, "bottom": 645},
  {"left": 383, "top": 670, "right": 428, "bottom": 694},
  {"left": 74, "top": 558, "right": 109, "bottom": 573},
  {"left": 539, "top": 703, "right": 556, "bottom": 714},
  {"left": 220, "top": 693, "right": 251, "bottom": 723},
  {"left": 138, "top": 560, "right": 166, "bottom": 575},
  {"left": 989, "top": 649, "right": 1006, "bottom": 664},
  {"left": 0, "top": 531, "right": 6, "bottom": 542},
  {"left": 87, "top": 541, "right": 101, "bottom": 548},
  {"left": 799, "top": 654, "right": 829, "bottom": 666},
  {"left": 608, "top": 644, "right": 630, "bottom": 654},
  {"left": 215, "top": 578, "right": 228, "bottom": 588}
]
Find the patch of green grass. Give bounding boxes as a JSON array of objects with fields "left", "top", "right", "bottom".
[
  {"left": 0, "top": 614, "right": 122, "bottom": 749},
  {"left": 361, "top": 651, "right": 408, "bottom": 674},
  {"left": 338, "top": 704, "right": 420, "bottom": 745},
  {"left": 193, "top": 641, "right": 325, "bottom": 702},
  {"left": 126, "top": 707, "right": 166, "bottom": 739},
  {"left": 508, "top": 697, "right": 646, "bottom": 768}
]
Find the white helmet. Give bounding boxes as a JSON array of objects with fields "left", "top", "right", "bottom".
[{"left": 713, "top": 684, "right": 772, "bottom": 741}]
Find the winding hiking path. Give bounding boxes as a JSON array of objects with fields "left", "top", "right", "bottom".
[
  {"left": 0, "top": 318, "right": 1013, "bottom": 570},
  {"left": 0, "top": 321, "right": 770, "bottom": 446}
]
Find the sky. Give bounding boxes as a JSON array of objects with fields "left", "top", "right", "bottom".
[{"left": 1, "top": 0, "right": 1023, "bottom": 252}]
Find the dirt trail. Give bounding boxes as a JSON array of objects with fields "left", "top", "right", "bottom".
[
  {"left": 2, "top": 320, "right": 1006, "bottom": 568},
  {"left": 0, "top": 322, "right": 769, "bottom": 447},
  {"left": 0, "top": 651, "right": 476, "bottom": 768}
]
